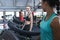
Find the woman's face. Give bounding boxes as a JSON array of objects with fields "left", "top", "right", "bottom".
[
  {"left": 26, "top": 7, "right": 31, "bottom": 12},
  {"left": 41, "top": 1, "right": 47, "bottom": 12},
  {"left": 20, "top": 12, "right": 23, "bottom": 16}
]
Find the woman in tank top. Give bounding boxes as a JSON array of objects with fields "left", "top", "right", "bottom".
[
  {"left": 39, "top": 0, "right": 60, "bottom": 40},
  {"left": 22, "top": 6, "right": 33, "bottom": 31}
]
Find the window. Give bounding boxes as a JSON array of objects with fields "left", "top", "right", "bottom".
[
  {"left": 5, "top": 12, "right": 14, "bottom": 19},
  {"left": 0, "top": 12, "right": 3, "bottom": 20},
  {"left": 16, "top": 12, "right": 19, "bottom": 17}
]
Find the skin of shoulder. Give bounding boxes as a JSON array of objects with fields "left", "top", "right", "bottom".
[{"left": 51, "top": 17, "right": 60, "bottom": 40}]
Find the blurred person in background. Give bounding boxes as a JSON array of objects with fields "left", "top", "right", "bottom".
[{"left": 23, "top": 5, "right": 33, "bottom": 31}]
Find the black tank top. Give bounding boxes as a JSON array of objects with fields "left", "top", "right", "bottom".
[{"left": 25, "top": 16, "right": 30, "bottom": 21}]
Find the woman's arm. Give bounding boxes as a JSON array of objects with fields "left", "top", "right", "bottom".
[
  {"left": 29, "top": 13, "right": 33, "bottom": 31},
  {"left": 51, "top": 17, "right": 60, "bottom": 40}
]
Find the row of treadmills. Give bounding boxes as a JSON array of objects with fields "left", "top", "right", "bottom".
[{"left": 0, "top": 16, "right": 40, "bottom": 40}]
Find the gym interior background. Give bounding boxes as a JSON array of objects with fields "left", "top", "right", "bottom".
[{"left": 0, "top": 0, "right": 59, "bottom": 40}]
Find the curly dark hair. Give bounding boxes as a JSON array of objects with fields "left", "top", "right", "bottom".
[{"left": 42, "top": 0, "right": 60, "bottom": 14}]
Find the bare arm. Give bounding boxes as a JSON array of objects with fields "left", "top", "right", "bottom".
[
  {"left": 51, "top": 17, "right": 60, "bottom": 40},
  {"left": 29, "top": 13, "right": 33, "bottom": 31}
]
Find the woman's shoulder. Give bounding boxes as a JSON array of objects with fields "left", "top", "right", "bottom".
[
  {"left": 51, "top": 15, "right": 60, "bottom": 40},
  {"left": 51, "top": 16, "right": 60, "bottom": 27},
  {"left": 51, "top": 16, "right": 59, "bottom": 24}
]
